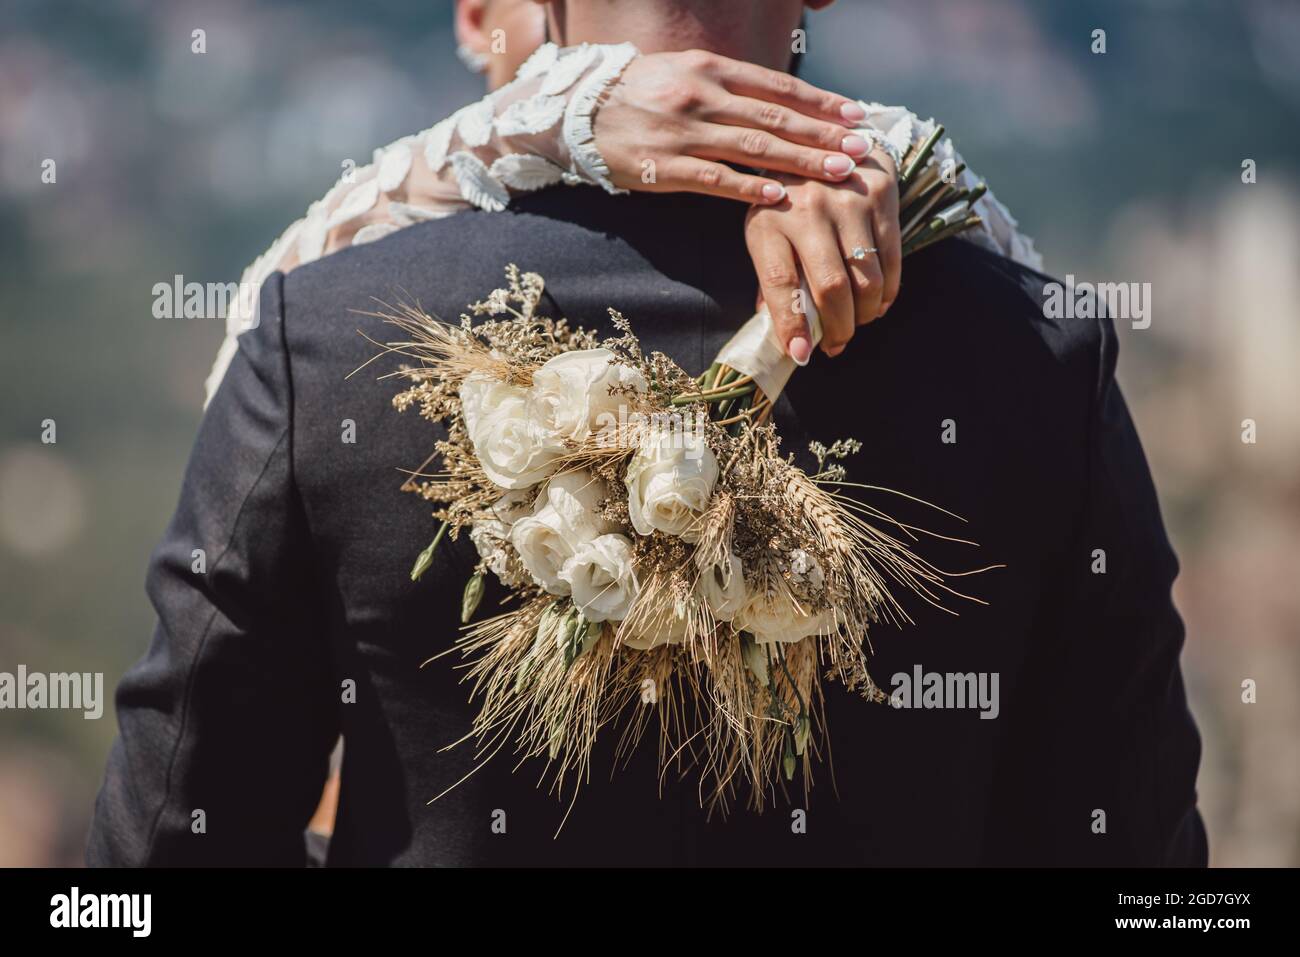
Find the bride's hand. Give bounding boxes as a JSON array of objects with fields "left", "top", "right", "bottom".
[
  {"left": 595, "top": 49, "right": 873, "bottom": 204},
  {"left": 745, "top": 150, "right": 901, "bottom": 362}
]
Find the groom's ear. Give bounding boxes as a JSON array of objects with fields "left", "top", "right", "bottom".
[{"left": 454, "top": 0, "right": 490, "bottom": 54}]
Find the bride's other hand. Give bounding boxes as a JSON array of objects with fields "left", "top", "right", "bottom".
[
  {"left": 745, "top": 150, "right": 901, "bottom": 362},
  {"left": 596, "top": 49, "right": 871, "bottom": 205}
]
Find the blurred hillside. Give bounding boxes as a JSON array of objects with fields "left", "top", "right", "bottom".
[{"left": 1, "top": 0, "right": 1298, "bottom": 865}]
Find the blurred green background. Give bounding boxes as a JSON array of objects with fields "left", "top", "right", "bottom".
[{"left": 1, "top": 0, "right": 1297, "bottom": 865}]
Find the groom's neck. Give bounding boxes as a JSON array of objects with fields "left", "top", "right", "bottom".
[{"left": 546, "top": 0, "right": 805, "bottom": 71}]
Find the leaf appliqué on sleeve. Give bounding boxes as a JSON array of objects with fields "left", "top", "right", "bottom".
[
  {"left": 326, "top": 178, "right": 380, "bottom": 230},
  {"left": 297, "top": 204, "right": 329, "bottom": 263},
  {"left": 456, "top": 98, "right": 496, "bottom": 148},
  {"left": 514, "top": 42, "right": 559, "bottom": 81},
  {"left": 450, "top": 151, "right": 510, "bottom": 212},
  {"left": 423, "top": 117, "right": 457, "bottom": 173},
  {"left": 540, "top": 45, "right": 598, "bottom": 96},
  {"left": 495, "top": 94, "right": 566, "bottom": 138},
  {"left": 489, "top": 154, "right": 565, "bottom": 191},
  {"left": 375, "top": 139, "right": 414, "bottom": 193}
]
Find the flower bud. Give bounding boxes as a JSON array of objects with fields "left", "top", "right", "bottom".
[{"left": 461, "top": 572, "right": 485, "bottom": 623}]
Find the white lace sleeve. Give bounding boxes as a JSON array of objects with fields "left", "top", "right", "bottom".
[
  {"left": 850, "top": 101, "right": 1044, "bottom": 273},
  {"left": 204, "top": 42, "right": 638, "bottom": 405}
]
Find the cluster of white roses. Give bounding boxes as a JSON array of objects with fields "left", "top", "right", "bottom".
[
  {"left": 460, "top": 348, "right": 835, "bottom": 648},
  {"left": 460, "top": 350, "right": 712, "bottom": 629}
]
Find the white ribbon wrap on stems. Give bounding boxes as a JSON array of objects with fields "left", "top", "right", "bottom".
[{"left": 714, "top": 282, "right": 821, "bottom": 402}]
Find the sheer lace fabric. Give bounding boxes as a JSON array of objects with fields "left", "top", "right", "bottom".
[
  {"left": 205, "top": 42, "right": 637, "bottom": 402},
  {"left": 205, "top": 43, "right": 1041, "bottom": 405}
]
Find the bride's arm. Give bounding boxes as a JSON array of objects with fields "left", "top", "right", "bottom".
[
  {"left": 208, "top": 48, "right": 1041, "bottom": 401},
  {"left": 306, "top": 45, "right": 879, "bottom": 255},
  {"left": 206, "top": 43, "right": 874, "bottom": 403},
  {"left": 741, "top": 102, "right": 1045, "bottom": 365}
]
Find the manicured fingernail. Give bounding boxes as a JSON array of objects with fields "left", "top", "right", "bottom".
[
  {"left": 823, "top": 155, "right": 856, "bottom": 177},
  {"left": 824, "top": 344, "right": 845, "bottom": 358},
  {"left": 841, "top": 134, "right": 870, "bottom": 157},
  {"left": 840, "top": 102, "right": 867, "bottom": 123},
  {"left": 789, "top": 336, "right": 812, "bottom": 366},
  {"left": 761, "top": 182, "right": 786, "bottom": 203}
]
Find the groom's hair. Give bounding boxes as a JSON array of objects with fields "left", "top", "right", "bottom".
[{"left": 543, "top": 5, "right": 809, "bottom": 74}]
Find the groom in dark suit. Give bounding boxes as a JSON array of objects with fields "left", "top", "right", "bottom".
[{"left": 88, "top": 0, "right": 1205, "bottom": 867}]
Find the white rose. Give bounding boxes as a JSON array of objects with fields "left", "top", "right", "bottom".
[
  {"left": 491, "top": 489, "right": 534, "bottom": 526},
  {"left": 560, "top": 533, "right": 639, "bottom": 622},
  {"left": 619, "top": 594, "right": 691, "bottom": 650},
  {"left": 531, "top": 348, "right": 647, "bottom": 440},
  {"left": 509, "top": 471, "right": 612, "bottom": 594},
  {"left": 696, "top": 549, "right": 746, "bottom": 622},
  {"left": 460, "top": 374, "right": 563, "bottom": 489},
  {"left": 625, "top": 430, "right": 718, "bottom": 542},
  {"left": 735, "top": 588, "right": 836, "bottom": 645},
  {"left": 468, "top": 519, "right": 525, "bottom": 587}
]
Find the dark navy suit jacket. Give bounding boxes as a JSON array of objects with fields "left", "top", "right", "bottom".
[{"left": 88, "top": 189, "right": 1206, "bottom": 866}]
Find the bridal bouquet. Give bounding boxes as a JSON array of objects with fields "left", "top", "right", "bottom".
[{"left": 385, "top": 129, "right": 982, "bottom": 814}]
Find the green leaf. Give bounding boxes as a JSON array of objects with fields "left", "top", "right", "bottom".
[
  {"left": 514, "top": 653, "right": 536, "bottom": 694},
  {"left": 536, "top": 601, "right": 564, "bottom": 649},
  {"left": 579, "top": 617, "right": 602, "bottom": 656},
  {"left": 554, "top": 611, "right": 604, "bottom": 670},
  {"left": 560, "top": 609, "right": 584, "bottom": 668}
]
